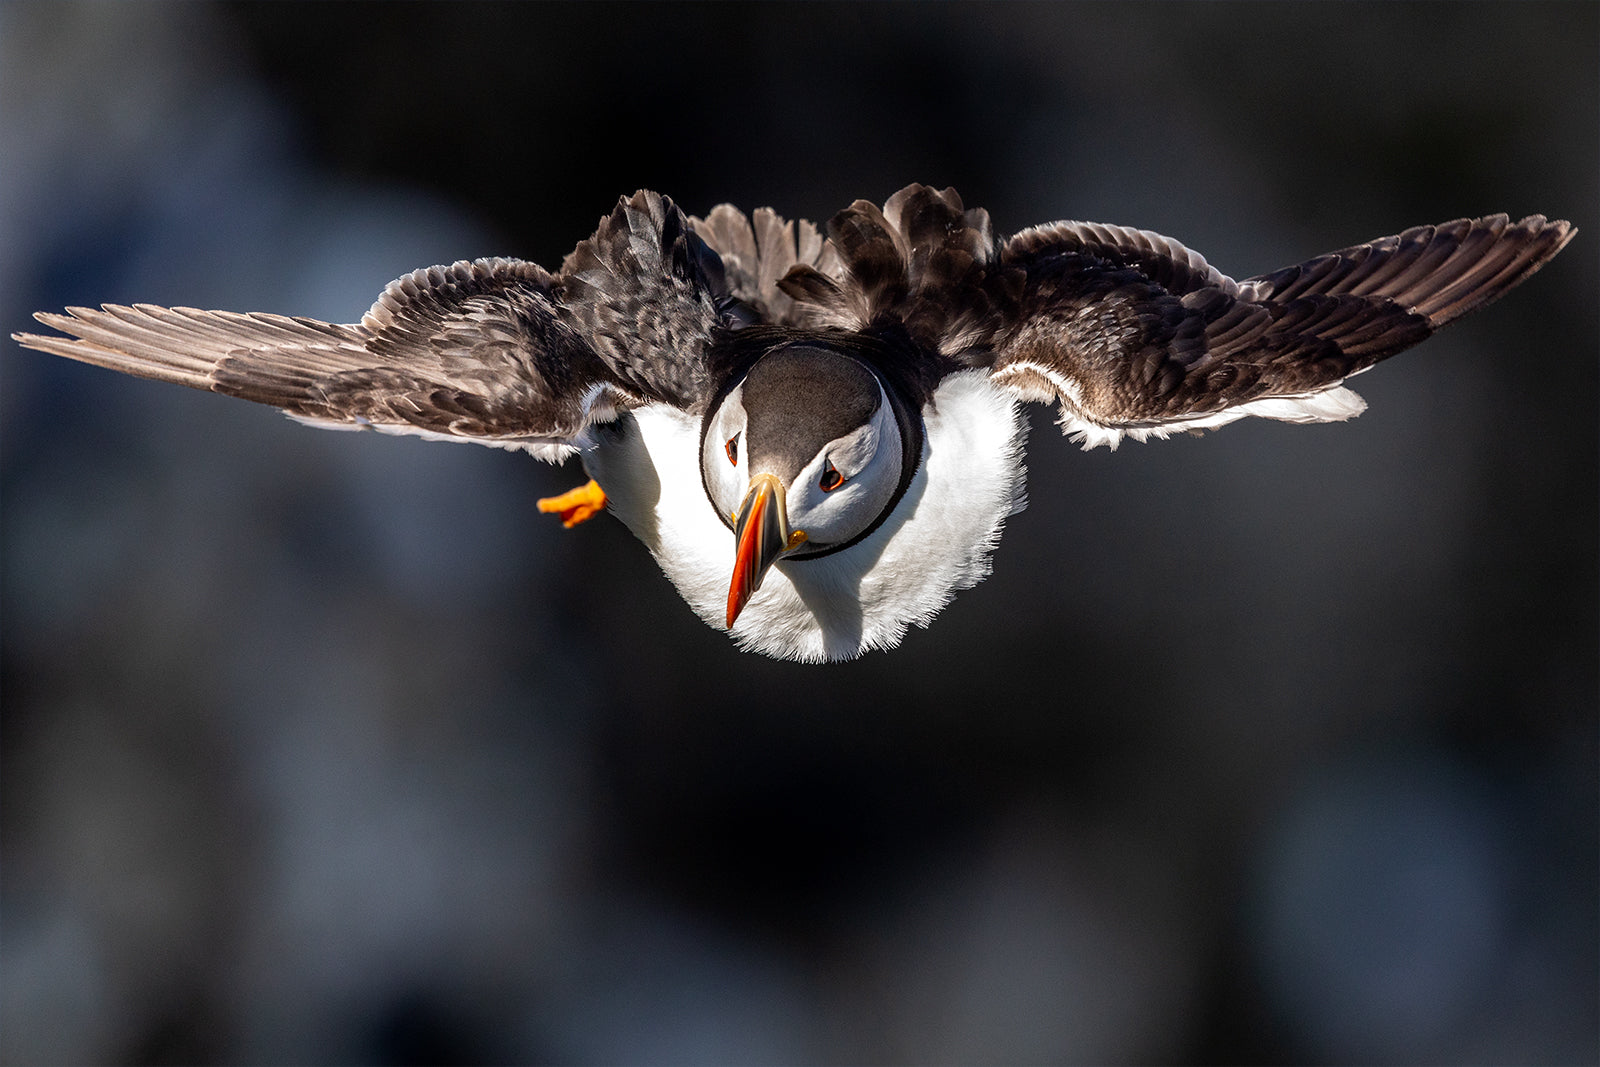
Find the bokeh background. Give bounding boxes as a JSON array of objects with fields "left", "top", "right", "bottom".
[{"left": 2, "top": 3, "right": 1595, "bottom": 1063}]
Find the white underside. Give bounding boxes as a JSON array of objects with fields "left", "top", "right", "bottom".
[
  {"left": 285, "top": 412, "right": 588, "bottom": 463},
  {"left": 1061, "top": 384, "right": 1369, "bottom": 450},
  {"left": 284, "top": 383, "right": 628, "bottom": 462},
  {"left": 991, "top": 359, "right": 1369, "bottom": 451},
  {"left": 583, "top": 370, "right": 1029, "bottom": 663}
]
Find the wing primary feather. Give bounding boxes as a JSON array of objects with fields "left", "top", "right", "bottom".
[
  {"left": 15, "top": 256, "right": 639, "bottom": 454},
  {"left": 988, "top": 209, "right": 1574, "bottom": 447}
]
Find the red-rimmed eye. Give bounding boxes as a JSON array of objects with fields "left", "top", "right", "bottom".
[
  {"left": 819, "top": 463, "right": 845, "bottom": 492},
  {"left": 725, "top": 435, "right": 739, "bottom": 465}
]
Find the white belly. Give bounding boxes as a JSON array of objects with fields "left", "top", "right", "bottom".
[{"left": 583, "top": 370, "right": 1028, "bottom": 663}]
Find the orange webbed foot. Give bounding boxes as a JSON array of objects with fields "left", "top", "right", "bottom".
[{"left": 537, "top": 478, "right": 608, "bottom": 528}]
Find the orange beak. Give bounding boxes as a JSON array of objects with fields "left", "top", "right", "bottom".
[{"left": 726, "top": 473, "right": 805, "bottom": 628}]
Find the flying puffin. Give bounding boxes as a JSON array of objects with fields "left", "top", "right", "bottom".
[{"left": 13, "top": 186, "right": 1574, "bottom": 662}]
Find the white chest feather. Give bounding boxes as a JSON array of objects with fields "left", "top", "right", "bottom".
[{"left": 583, "top": 371, "right": 1029, "bottom": 663}]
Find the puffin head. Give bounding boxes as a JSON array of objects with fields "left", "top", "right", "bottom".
[{"left": 701, "top": 342, "right": 907, "bottom": 628}]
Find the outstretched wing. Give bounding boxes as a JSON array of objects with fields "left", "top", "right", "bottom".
[
  {"left": 987, "top": 212, "right": 1576, "bottom": 448},
  {"left": 14, "top": 190, "right": 733, "bottom": 459},
  {"left": 17, "top": 258, "right": 611, "bottom": 457},
  {"left": 776, "top": 184, "right": 1574, "bottom": 449}
]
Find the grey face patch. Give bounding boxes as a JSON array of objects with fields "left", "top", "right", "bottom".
[{"left": 738, "top": 344, "right": 882, "bottom": 483}]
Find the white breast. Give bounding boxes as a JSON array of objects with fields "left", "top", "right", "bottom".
[{"left": 583, "top": 370, "right": 1029, "bottom": 663}]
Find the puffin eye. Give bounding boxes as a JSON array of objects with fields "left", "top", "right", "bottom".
[
  {"left": 819, "top": 462, "right": 845, "bottom": 492},
  {"left": 725, "top": 435, "right": 739, "bottom": 465}
]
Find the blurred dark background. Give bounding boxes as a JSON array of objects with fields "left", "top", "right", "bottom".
[{"left": 1, "top": 3, "right": 1594, "bottom": 1063}]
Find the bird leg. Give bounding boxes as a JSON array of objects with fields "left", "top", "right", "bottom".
[{"left": 537, "top": 478, "right": 608, "bottom": 528}]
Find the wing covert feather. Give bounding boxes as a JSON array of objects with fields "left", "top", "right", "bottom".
[{"left": 559, "top": 190, "right": 734, "bottom": 411}]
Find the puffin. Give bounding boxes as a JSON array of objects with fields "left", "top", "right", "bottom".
[{"left": 13, "top": 186, "right": 1574, "bottom": 662}]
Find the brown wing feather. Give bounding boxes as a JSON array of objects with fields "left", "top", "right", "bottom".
[
  {"left": 17, "top": 192, "right": 750, "bottom": 446},
  {"left": 774, "top": 184, "right": 1017, "bottom": 359},
  {"left": 690, "top": 203, "right": 840, "bottom": 326},
  {"left": 987, "top": 213, "right": 1575, "bottom": 446},
  {"left": 1245, "top": 214, "right": 1574, "bottom": 325},
  {"left": 1005, "top": 219, "right": 1237, "bottom": 299},
  {"left": 558, "top": 190, "right": 731, "bottom": 410},
  {"left": 14, "top": 257, "right": 615, "bottom": 447}
]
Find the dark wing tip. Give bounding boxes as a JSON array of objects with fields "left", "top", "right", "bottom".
[
  {"left": 1407, "top": 213, "right": 1575, "bottom": 328},
  {"left": 1247, "top": 213, "right": 1577, "bottom": 330}
]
